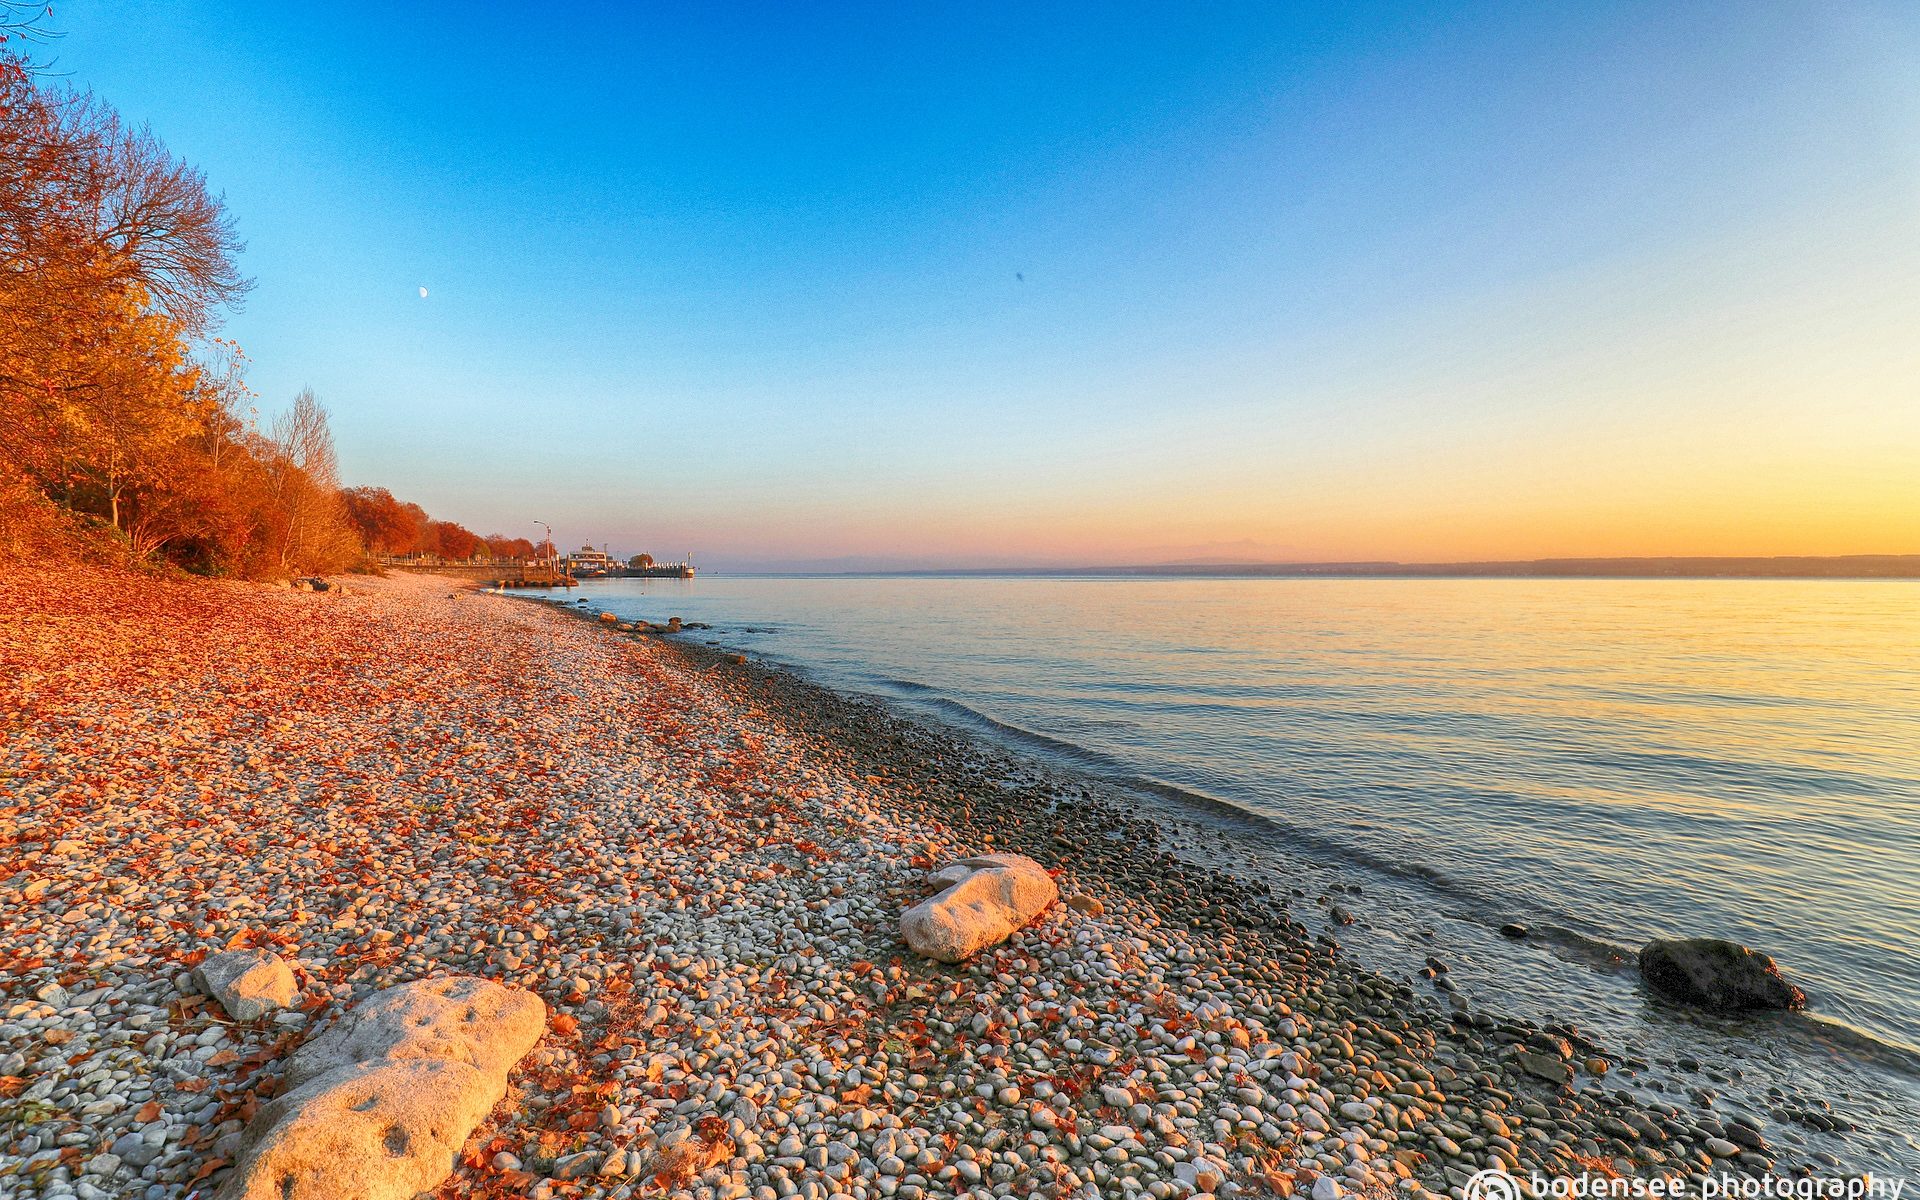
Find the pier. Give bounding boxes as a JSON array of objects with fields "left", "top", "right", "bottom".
[
  {"left": 610, "top": 562, "right": 695, "bottom": 579},
  {"left": 492, "top": 561, "right": 578, "bottom": 588}
]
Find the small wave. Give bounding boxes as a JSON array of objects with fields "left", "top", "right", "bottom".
[
  {"left": 1113, "top": 773, "right": 1504, "bottom": 899},
  {"left": 912, "top": 695, "right": 1140, "bottom": 775},
  {"left": 1572, "top": 747, "right": 1883, "bottom": 798},
  {"left": 1531, "top": 925, "right": 1640, "bottom": 970},
  {"left": 1790, "top": 1011, "right": 1920, "bottom": 1078}
]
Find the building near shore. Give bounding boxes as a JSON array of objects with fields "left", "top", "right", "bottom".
[{"left": 562, "top": 545, "right": 621, "bottom": 577}]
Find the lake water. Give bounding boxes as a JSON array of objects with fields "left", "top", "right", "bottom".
[{"left": 524, "top": 575, "right": 1920, "bottom": 1167}]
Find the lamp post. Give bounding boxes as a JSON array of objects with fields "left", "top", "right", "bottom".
[{"left": 531, "top": 520, "right": 555, "bottom": 586}]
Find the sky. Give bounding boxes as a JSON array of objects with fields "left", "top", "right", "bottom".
[{"left": 50, "top": 1, "right": 1920, "bottom": 569}]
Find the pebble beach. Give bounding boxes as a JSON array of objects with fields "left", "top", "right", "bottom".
[{"left": 0, "top": 571, "right": 1834, "bottom": 1198}]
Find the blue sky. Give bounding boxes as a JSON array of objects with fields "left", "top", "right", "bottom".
[{"left": 55, "top": 1, "right": 1920, "bottom": 567}]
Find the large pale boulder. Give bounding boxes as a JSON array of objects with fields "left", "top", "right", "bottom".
[
  {"left": 901, "top": 853, "right": 1058, "bottom": 962},
  {"left": 1638, "top": 938, "right": 1805, "bottom": 1012},
  {"left": 215, "top": 977, "right": 545, "bottom": 1200},
  {"left": 284, "top": 974, "right": 547, "bottom": 1086},
  {"left": 214, "top": 1059, "right": 499, "bottom": 1200},
  {"left": 196, "top": 949, "right": 299, "bottom": 1021}
]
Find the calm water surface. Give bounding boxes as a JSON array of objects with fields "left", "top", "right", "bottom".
[{"left": 535, "top": 575, "right": 1920, "bottom": 1157}]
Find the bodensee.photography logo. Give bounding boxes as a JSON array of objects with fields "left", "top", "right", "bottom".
[{"left": 1465, "top": 1169, "right": 1910, "bottom": 1200}]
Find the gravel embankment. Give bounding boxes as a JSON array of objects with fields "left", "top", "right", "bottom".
[{"left": 0, "top": 570, "right": 1785, "bottom": 1199}]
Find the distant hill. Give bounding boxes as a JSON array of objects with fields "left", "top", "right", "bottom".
[{"left": 918, "top": 555, "right": 1920, "bottom": 579}]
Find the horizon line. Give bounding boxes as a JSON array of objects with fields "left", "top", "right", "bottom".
[{"left": 696, "top": 552, "right": 1920, "bottom": 580}]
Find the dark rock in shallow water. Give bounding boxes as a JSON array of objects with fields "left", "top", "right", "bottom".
[
  {"left": 1527, "top": 1031, "right": 1574, "bottom": 1059},
  {"left": 1724, "top": 1120, "right": 1769, "bottom": 1152},
  {"left": 1638, "top": 938, "right": 1805, "bottom": 1012},
  {"left": 1500, "top": 922, "right": 1529, "bottom": 939},
  {"left": 1516, "top": 1050, "right": 1573, "bottom": 1086}
]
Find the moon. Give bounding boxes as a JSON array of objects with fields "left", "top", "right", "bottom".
[{"left": 418, "top": 285, "right": 429, "bottom": 299}]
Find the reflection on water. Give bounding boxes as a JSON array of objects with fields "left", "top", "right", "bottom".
[{"left": 540, "top": 575, "right": 1920, "bottom": 1147}]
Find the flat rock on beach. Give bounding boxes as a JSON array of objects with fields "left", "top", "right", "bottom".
[
  {"left": 0, "top": 569, "right": 1807, "bottom": 1199},
  {"left": 900, "top": 854, "right": 1058, "bottom": 962}
]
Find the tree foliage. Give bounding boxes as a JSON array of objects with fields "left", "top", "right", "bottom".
[
  {"left": 335, "top": 489, "right": 517, "bottom": 562},
  {"left": 2, "top": 48, "right": 249, "bottom": 333},
  {"left": 340, "top": 487, "right": 421, "bottom": 556}
]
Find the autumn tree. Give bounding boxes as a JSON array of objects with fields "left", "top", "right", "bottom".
[
  {"left": 1, "top": 33, "right": 265, "bottom": 571},
  {"left": 428, "top": 520, "right": 481, "bottom": 561},
  {"left": 257, "top": 388, "right": 356, "bottom": 574},
  {"left": 340, "top": 486, "right": 423, "bottom": 556},
  {"left": 400, "top": 503, "right": 431, "bottom": 552},
  {"left": 486, "top": 535, "right": 535, "bottom": 560},
  {"left": 1, "top": 61, "right": 248, "bottom": 334}
]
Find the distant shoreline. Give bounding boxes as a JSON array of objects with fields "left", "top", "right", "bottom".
[{"left": 719, "top": 554, "right": 1920, "bottom": 580}]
